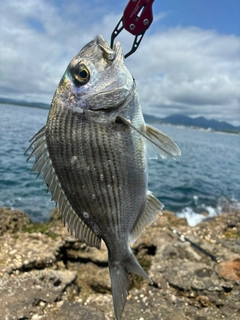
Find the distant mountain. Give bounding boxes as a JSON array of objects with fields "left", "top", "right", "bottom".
[
  {"left": 143, "top": 114, "right": 163, "bottom": 123},
  {"left": 1, "top": 97, "right": 239, "bottom": 133},
  {"left": 144, "top": 114, "right": 240, "bottom": 133}
]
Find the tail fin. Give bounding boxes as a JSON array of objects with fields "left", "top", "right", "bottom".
[{"left": 108, "top": 251, "right": 152, "bottom": 320}]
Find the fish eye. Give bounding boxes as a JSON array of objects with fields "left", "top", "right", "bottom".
[{"left": 73, "top": 64, "right": 90, "bottom": 84}]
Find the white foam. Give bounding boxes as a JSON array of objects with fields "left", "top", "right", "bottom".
[
  {"left": 176, "top": 195, "right": 240, "bottom": 227},
  {"left": 177, "top": 207, "right": 206, "bottom": 226},
  {"left": 176, "top": 205, "right": 220, "bottom": 227}
]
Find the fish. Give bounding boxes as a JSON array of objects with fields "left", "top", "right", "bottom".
[{"left": 25, "top": 34, "right": 181, "bottom": 320}]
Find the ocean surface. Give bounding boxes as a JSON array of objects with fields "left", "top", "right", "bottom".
[{"left": 0, "top": 103, "right": 239, "bottom": 226}]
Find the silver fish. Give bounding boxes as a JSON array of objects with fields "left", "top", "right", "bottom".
[{"left": 25, "top": 35, "right": 181, "bottom": 320}]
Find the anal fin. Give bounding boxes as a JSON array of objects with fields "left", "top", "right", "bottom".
[{"left": 129, "top": 191, "right": 164, "bottom": 245}]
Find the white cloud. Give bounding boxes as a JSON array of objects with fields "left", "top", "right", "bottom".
[
  {"left": 0, "top": 1, "right": 239, "bottom": 125},
  {"left": 128, "top": 27, "right": 240, "bottom": 125}
]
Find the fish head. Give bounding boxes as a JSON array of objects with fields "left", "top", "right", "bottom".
[{"left": 54, "top": 34, "right": 134, "bottom": 112}]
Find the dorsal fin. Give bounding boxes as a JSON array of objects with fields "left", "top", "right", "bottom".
[
  {"left": 25, "top": 126, "right": 101, "bottom": 249},
  {"left": 129, "top": 191, "right": 163, "bottom": 245}
]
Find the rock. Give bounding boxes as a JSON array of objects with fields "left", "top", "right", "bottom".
[
  {"left": 0, "top": 207, "right": 240, "bottom": 319},
  {"left": 0, "top": 207, "right": 31, "bottom": 235},
  {"left": 0, "top": 232, "right": 63, "bottom": 275},
  {"left": 85, "top": 287, "right": 188, "bottom": 320},
  {"left": 0, "top": 269, "right": 76, "bottom": 320},
  {"left": 214, "top": 258, "right": 240, "bottom": 280},
  {"left": 42, "top": 301, "right": 106, "bottom": 320},
  {"left": 64, "top": 240, "right": 108, "bottom": 265},
  {"left": 75, "top": 262, "right": 111, "bottom": 294}
]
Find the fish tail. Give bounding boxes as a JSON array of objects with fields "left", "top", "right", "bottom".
[{"left": 108, "top": 250, "right": 152, "bottom": 320}]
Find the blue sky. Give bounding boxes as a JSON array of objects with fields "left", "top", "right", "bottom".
[
  {"left": 0, "top": 0, "right": 239, "bottom": 125},
  {"left": 153, "top": 0, "right": 240, "bottom": 35}
]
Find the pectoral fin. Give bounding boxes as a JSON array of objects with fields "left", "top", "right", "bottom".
[
  {"left": 129, "top": 191, "right": 164, "bottom": 245},
  {"left": 116, "top": 115, "right": 181, "bottom": 160}
]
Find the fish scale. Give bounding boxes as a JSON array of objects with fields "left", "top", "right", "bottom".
[
  {"left": 46, "top": 109, "right": 146, "bottom": 241},
  {"left": 26, "top": 35, "right": 181, "bottom": 320},
  {"left": 96, "top": 129, "right": 123, "bottom": 235}
]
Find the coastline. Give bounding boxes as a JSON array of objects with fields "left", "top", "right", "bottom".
[
  {"left": 1, "top": 102, "right": 239, "bottom": 135},
  {"left": 0, "top": 207, "right": 239, "bottom": 319}
]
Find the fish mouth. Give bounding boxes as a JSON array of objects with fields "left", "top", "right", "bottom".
[
  {"left": 89, "top": 83, "right": 134, "bottom": 112},
  {"left": 88, "top": 81, "right": 134, "bottom": 112}
]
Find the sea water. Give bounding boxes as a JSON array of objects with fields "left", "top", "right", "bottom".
[{"left": 0, "top": 103, "right": 239, "bottom": 225}]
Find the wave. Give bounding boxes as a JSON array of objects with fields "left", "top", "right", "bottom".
[{"left": 176, "top": 196, "right": 240, "bottom": 226}]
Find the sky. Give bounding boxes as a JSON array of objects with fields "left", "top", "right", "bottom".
[{"left": 0, "top": 0, "right": 240, "bottom": 125}]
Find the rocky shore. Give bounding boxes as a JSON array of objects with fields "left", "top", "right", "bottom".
[{"left": 0, "top": 207, "right": 239, "bottom": 320}]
